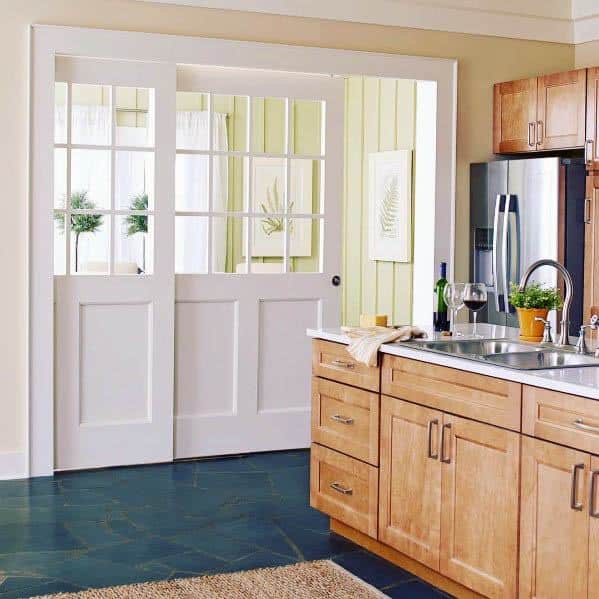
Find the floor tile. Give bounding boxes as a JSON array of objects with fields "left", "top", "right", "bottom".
[
  {"left": 333, "top": 550, "right": 415, "bottom": 589},
  {"left": 86, "top": 537, "right": 188, "bottom": 565},
  {"left": 385, "top": 579, "right": 450, "bottom": 598}
]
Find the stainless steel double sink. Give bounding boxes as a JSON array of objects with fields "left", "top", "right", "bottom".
[{"left": 402, "top": 338, "right": 599, "bottom": 370}]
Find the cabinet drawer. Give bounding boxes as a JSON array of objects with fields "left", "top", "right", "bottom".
[
  {"left": 312, "top": 340, "right": 380, "bottom": 392},
  {"left": 310, "top": 443, "right": 378, "bottom": 538},
  {"left": 382, "top": 355, "right": 521, "bottom": 431},
  {"left": 312, "top": 378, "right": 379, "bottom": 465},
  {"left": 523, "top": 385, "right": 599, "bottom": 454}
]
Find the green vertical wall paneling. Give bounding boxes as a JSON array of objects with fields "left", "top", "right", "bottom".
[{"left": 343, "top": 77, "right": 416, "bottom": 326}]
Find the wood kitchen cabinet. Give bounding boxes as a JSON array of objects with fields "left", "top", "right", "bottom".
[
  {"left": 378, "top": 396, "right": 442, "bottom": 570},
  {"left": 439, "top": 414, "right": 519, "bottom": 599},
  {"left": 519, "top": 436, "right": 590, "bottom": 598},
  {"left": 493, "top": 69, "right": 586, "bottom": 153},
  {"left": 586, "top": 67, "right": 599, "bottom": 166},
  {"left": 584, "top": 172, "right": 599, "bottom": 321},
  {"left": 493, "top": 77, "right": 537, "bottom": 153},
  {"left": 590, "top": 456, "right": 599, "bottom": 595}
]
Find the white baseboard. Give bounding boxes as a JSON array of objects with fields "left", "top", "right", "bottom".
[{"left": 0, "top": 451, "right": 28, "bottom": 480}]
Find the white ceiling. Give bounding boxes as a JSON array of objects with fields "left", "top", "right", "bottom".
[{"left": 141, "top": 0, "right": 599, "bottom": 44}]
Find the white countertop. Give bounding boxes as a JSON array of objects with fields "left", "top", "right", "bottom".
[{"left": 307, "top": 323, "right": 599, "bottom": 401}]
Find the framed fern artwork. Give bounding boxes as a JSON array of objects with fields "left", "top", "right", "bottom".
[
  {"left": 368, "top": 150, "right": 413, "bottom": 262},
  {"left": 247, "top": 157, "right": 313, "bottom": 257}
]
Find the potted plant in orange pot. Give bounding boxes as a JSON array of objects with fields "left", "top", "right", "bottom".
[{"left": 508, "top": 283, "right": 563, "bottom": 342}]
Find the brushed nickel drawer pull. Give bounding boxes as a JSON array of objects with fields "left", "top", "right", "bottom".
[
  {"left": 528, "top": 122, "right": 536, "bottom": 147},
  {"left": 537, "top": 120, "right": 544, "bottom": 145},
  {"left": 591, "top": 470, "right": 599, "bottom": 518},
  {"left": 586, "top": 139, "right": 595, "bottom": 164},
  {"left": 330, "top": 414, "right": 354, "bottom": 425},
  {"left": 440, "top": 422, "right": 452, "bottom": 464},
  {"left": 330, "top": 359, "right": 355, "bottom": 369},
  {"left": 427, "top": 419, "right": 439, "bottom": 460},
  {"left": 571, "top": 463, "right": 585, "bottom": 511},
  {"left": 585, "top": 198, "right": 592, "bottom": 225},
  {"left": 330, "top": 481, "right": 353, "bottom": 496},
  {"left": 573, "top": 418, "right": 599, "bottom": 434}
]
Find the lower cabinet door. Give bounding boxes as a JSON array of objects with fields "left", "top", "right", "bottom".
[
  {"left": 520, "top": 436, "right": 590, "bottom": 599},
  {"left": 439, "top": 414, "right": 519, "bottom": 599},
  {"left": 378, "top": 396, "right": 442, "bottom": 570},
  {"left": 590, "top": 456, "right": 599, "bottom": 595},
  {"left": 310, "top": 443, "right": 378, "bottom": 538}
]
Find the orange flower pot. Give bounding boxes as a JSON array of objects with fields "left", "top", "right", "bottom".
[{"left": 516, "top": 308, "right": 549, "bottom": 342}]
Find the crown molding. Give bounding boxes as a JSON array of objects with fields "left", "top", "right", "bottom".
[
  {"left": 140, "top": 0, "right": 575, "bottom": 44},
  {"left": 573, "top": 0, "right": 599, "bottom": 44}
]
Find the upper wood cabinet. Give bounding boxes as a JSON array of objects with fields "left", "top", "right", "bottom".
[
  {"left": 493, "top": 69, "right": 586, "bottom": 154},
  {"left": 586, "top": 67, "right": 599, "bottom": 166},
  {"left": 493, "top": 77, "right": 537, "bottom": 153}
]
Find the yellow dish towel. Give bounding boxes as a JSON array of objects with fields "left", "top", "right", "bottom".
[{"left": 341, "top": 325, "right": 427, "bottom": 367}]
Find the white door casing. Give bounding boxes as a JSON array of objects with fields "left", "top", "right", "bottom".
[
  {"left": 174, "top": 67, "right": 343, "bottom": 457},
  {"left": 53, "top": 57, "right": 176, "bottom": 470}
]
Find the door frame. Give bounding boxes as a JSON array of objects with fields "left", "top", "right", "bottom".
[{"left": 29, "top": 24, "right": 457, "bottom": 477}]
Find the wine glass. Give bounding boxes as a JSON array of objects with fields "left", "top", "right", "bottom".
[
  {"left": 443, "top": 283, "right": 466, "bottom": 337},
  {"left": 463, "top": 283, "right": 488, "bottom": 338}
]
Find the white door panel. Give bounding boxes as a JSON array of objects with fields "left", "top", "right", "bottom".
[{"left": 54, "top": 57, "right": 175, "bottom": 470}]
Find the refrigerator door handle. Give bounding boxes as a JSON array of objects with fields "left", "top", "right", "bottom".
[
  {"left": 503, "top": 194, "right": 519, "bottom": 314},
  {"left": 492, "top": 194, "right": 505, "bottom": 312}
]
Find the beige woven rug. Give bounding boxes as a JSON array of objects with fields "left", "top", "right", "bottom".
[{"left": 37, "top": 560, "right": 387, "bottom": 598}]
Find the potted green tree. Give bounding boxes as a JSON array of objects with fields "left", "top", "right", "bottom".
[
  {"left": 55, "top": 191, "right": 103, "bottom": 273},
  {"left": 125, "top": 193, "right": 148, "bottom": 273},
  {"left": 508, "top": 283, "right": 563, "bottom": 341}
]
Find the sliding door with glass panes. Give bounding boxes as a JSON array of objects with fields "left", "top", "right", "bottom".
[
  {"left": 174, "top": 66, "right": 343, "bottom": 458},
  {"left": 53, "top": 57, "right": 175, "bottom": 470}
]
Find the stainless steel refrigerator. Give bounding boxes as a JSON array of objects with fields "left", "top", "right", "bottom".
[{"left": 470, "top": 157, "right": 586, "bottom": 336}]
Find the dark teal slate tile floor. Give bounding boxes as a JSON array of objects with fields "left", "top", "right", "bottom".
[{"left": 0, "top": 450, "right": 450, "bottom": 598}]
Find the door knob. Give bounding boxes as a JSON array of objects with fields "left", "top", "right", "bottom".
[{"left": 331, "top": 275, "right": 341, "bottom": 287}]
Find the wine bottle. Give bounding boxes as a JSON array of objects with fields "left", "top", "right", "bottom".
[{"left": 433, "top": 262, "right": 449, "bottom": 332}]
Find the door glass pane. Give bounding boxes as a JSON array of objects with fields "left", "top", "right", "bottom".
[
  {"left": 54, "top": 82, "right": 67, "bottom": 144},
  {"left": 115, "top": 87, "right": 154, "bottom": 147},
  {"left": 288, "top": 217, "right": 321, "bottom": 272},
  {"left": 251, "top": 97, "right": 286, "bottom": 154},
  {"left": 71, "top": 84, "right": 111, "bottom": 145},
  {"left": 115, "top": 215, "right": 153, "bottom": 275},
  {"left": 212, "top": 95, "right": 248, "bottom": 152},
  {"left": 176, "top": 92, "right": 210, "bottom": 150},
  {"left": 176, "top": 154, "right": 209, "bottom": 212},
  {"left": 54, "top": 148, "right": 67, "bottom": 208},
  {"left": 175, "top": 216, "right": 208, "bottom": 274},
  {"left": 214, "top": 156, "right": 248, "bottom": 212},
  {"left": 213, "top": 216, "right": 245, "bottom": 273},
  {"left": 53, "top": 212, "right": 66, "bottom": 275},
  {"left": 71, "top": 149, "right": 111, "bottom": 209},
  {"left": 115, "top": 151, "right": 154, "bottom": 210},
  {"left": 70, "top": 214, "right": 109, "bottom": 274},
  {"left": 289, "top": 158, "right": 319, "bottom": 215},
  {"left": 249, "top": 215, "right": 285, "bottom": 272},
  {"left": 251, "top": 157, "right": 286, "bottom": 215},
  {"left": 291, "top": 99, "right": 324, "bottom": 156}
]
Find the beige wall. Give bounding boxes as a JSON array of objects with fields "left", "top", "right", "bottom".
[
  {"left": 0, "top": 0, "right": 575, "bottom": 456},
  {"left": 575, "top": 40, "right": 599, "bottom": 67}
]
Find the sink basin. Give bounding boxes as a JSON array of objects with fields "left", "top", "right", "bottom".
[
  {"left": 483, "top": 351, "right": 599, "bottom": 370},
  {"left": 406, "top": 339, "right": 537, "bottom": 357}
]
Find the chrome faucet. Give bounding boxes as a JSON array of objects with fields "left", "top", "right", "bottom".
[{"left": 518, "top": 259, "right": 573, "bottom": 347}]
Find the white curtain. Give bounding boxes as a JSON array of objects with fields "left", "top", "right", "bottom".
[{"left": 175, "top": 111, "right": 229, "bottom": 273}]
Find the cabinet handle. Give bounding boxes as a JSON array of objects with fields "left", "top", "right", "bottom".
[
  {"left": 591, "top": 470, "right": 599, "bottom": 518},
  {"left": 440, "top": 423, "right": 452, "bottom": 464},
  {"left": 330, "top": 481, "right": 353, "bottom": 496},
  {"left": 585, "top": 199, "right": 592, "bottom": 225},
  {"left": 427, "top": 419, "right": 439, "bottom": 459},
  {"left": 537, "top": 120, "right": 544, "bottom": 146},
  {"left": 571, "top": 463, "right": 585, "bottom": 511},
  {"left": 574, "top": 418, "right": 599, "bottom": 434},
  {"left": 586, "top": 139, "right": 595, "bottom": 164},
  {"left": 528, "top": 122, "right": 536, "bottom": 147},
  {"left": 330, "top": 414, "right": 354, "bottom": 425},
  {"left": 330, "top": 359, "right": 355, "bottom": 369}
]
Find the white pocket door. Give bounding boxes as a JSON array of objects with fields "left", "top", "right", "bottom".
[
  {"left": 54, "top": 57, "right": 176, "bottom": 470},
  {"left": 173, "top": 67, "right": 343, "bottom": 458}
]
